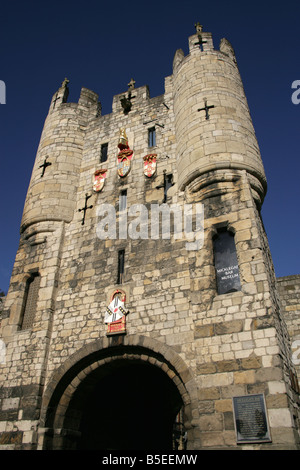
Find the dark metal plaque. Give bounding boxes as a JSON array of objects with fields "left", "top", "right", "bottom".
[
  {"left": 232, "top": 394, "right": 271, "bottom": 443},
  {"left": 213, "top": 231, "right": 241, "bottom": 295}
]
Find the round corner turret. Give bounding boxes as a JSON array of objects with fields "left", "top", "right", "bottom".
[{"left": 173, "top": 27, "right": 267, "bottom": 205}]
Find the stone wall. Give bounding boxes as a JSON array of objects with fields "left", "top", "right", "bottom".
[{"left": 277, "top": 275, "right": 300, "bottom": 387}]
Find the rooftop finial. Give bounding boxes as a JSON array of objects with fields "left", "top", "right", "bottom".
[
  {"left": 128, "top": 78, "right": 135, "bottom": 90},
  {"left": 194, "top": 23, "right": 207, "bottom": 50},
  {"left": 61, "top": 77, "right": 69, "bottom": 88},
  {"left": 195, "top": 22, "right": 203, "bottom": 34}
]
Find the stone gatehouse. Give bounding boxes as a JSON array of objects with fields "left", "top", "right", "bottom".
[{"left": 0, "top": 24, "right": 299, "bottom": 450}]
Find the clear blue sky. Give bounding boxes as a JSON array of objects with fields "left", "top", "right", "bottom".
[{"left": 1, "top": 0, "right": 299, "bottom": 293}]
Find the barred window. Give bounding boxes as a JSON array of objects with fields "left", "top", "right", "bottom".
[{"left": 21, "top": 273, "right": 40, "bottom": 330}]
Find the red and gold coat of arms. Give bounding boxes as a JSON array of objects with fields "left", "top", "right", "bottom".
[
  {"left": 117, "top": 148, "right": 133, "bottom": 177},
  {"left": 143, "top": 154, "right": 157, "bottom": 177},
  {"left": 93, "top": 169, "right": 107, "bottom": 192}
]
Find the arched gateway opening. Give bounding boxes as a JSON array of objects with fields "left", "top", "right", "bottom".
[
  {"left": 41, "top": 337, "right": 197, "bottom": 450},
  {"left": 77, "top": 361, "right": 182, "bottom": 450}
]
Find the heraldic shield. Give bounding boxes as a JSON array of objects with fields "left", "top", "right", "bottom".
[
  {"left": 117, "top": 148, "right": 133, "bottom": 177},
  {"left": 117, "top": 128, "right": 133, "bottom": 177},
  {"left": 143, "top": 154, "right": 157, "bottom": 177},
  {"left": 105, "top": 291, "right": 128, "bottom": 335},
  {"left": 93, "top": 169, "right": 107, "bottom": 192}
]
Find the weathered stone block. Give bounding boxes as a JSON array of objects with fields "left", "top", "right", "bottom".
[
  {"left": 215, "top": 320, "right": 243, "bottom": 335},
  {"left": 194, "top": 324, "right": 214, "bottom": 338}
]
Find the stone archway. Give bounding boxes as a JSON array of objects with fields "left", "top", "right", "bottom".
[
  {"left": 74, "top": 360, "right": 182, "bottom": 450},
  {"left": 39, "top": 335, "right": 199, "bottom": 450}
]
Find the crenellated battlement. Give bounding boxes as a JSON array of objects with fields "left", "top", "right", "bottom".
[{"left": 49, "top": 79, "right": 101, "bottom": 119}]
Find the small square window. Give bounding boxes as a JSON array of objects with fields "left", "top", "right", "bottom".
[{"left": 148, "top": 127, "right": 156, "bottom": 147}]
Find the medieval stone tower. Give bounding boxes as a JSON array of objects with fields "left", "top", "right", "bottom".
[{"left": 1, "top": 24, "right": 299, "bottom": 450}]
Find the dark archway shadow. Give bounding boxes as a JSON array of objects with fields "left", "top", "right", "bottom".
[{"left": 74, "top": 360, "right": 183, "bottom": 450}]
